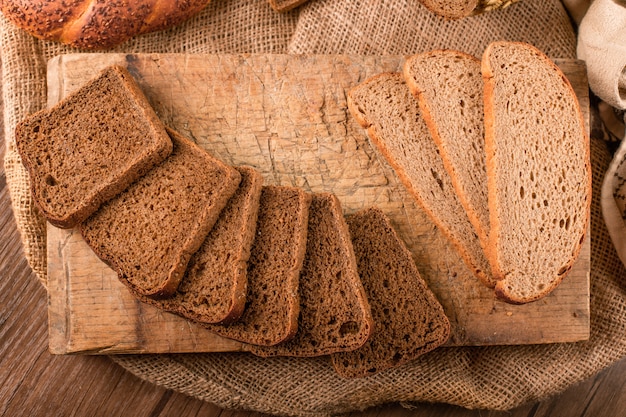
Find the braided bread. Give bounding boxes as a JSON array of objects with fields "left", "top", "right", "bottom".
[{"left": 0, "top": 0, "right": 211, "bottom": 49}]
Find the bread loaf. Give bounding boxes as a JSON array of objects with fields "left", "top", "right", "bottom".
[
  {"left": 80, "top": 127, "right": 241, "bottom": 299},
  {"left": 482, "top": 41, "right": 591, "bottom": 304},
  {"left": 404, "top": 50, "right": 489, "bottom": 248},
  {"left": 249, "top": 193, "right": 373, "bottom": 357},
  {"left": 0, "top": 0, "right": 211, "bottom": 49},
  {"left": 347, "top": 72, "right": 496, "bottom": 288},
  {"left": 331, "top": 207, "right": 450, "bottom": 378},
  {"left": 15, "top": 65, "right": 172, "bottom": 228}
]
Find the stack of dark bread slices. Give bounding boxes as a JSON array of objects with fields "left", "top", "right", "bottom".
[
  {"left": 16, "top": 64, "right": 451, "bottom": 378},
  {"left": 348, "top": 41, "right": 591, "bottom": 305}
]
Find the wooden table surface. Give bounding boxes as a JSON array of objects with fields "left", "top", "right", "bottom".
[{"left": 2, "top": 66, "right": 626, "bottom": 417}]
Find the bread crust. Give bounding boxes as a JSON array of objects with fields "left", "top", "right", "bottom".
[
  {"left": 482, "top": 41, "right": 591, "bottom": 303},
  {"left": 0, "top": 0, "right": 211, "bottom": 49}
]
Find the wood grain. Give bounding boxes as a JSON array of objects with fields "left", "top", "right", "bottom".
[{"left": 46, "top": 53, "right": 591, "bottom": 355}]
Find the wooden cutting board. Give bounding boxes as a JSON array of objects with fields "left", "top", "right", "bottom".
[{"left": 47, "top": 53, "right": 591, "bottom": 354}]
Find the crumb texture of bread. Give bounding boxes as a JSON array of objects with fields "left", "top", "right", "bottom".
[
  {"left": 249, "top": 193, "right": 373, "bottom": 357},
  {"left": 331, "top": 207, "right": 450, "bottom": 379},
  {"left": 139, "top": 166, "right": 263, "bottom": 324},
  {"left": 419, "top": 0, "right": 478, "bottom": 19},
  {"left": 15, "top": 65, "right": 172, "bottom": 228},
  {"left": 404, "top": 50, "right": 489, "bottom": 248},
  {"left": 80, "top": 128, "right": 241, "bottom": 299},
  {"left": 482, "top": 41, "right": 591, "bottom": 304},
  {"left": 347, "top": 72, "right": 495, "bottom": 288},
  {"left": 204, "top": 186, "right": 311, "bottom": 346}
]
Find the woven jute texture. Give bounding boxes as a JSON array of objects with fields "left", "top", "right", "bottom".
[{"left": 2, "top": 0, "right": 626, "bottom": 415}]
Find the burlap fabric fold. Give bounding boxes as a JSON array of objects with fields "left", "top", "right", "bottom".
[
  {"left": 577, "top": 0, "right": 626, "bottom": 111},
  {"left": 3, "top": 0, "right": 626, "bottom": 415}
]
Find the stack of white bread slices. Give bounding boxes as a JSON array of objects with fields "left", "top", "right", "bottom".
[
  {"left": 348, "top": 41, "right": 591, "bottom": 304},
  {"left": 15, "top": 64, "right": 451, "bottom": 379}
]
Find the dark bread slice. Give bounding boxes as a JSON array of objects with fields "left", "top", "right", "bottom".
[
  {"left": 347, "top": 72, "right": 496, "bottom": 288},
  {"left": 331, "top": 207, "right": 451, "bottom": 379},
  {"left": 204, "top": 185, "right": 311, "bottom": 346},
  {"left": 80, "top": 127, "right": 241, "bottom": 299},
  {"left": 482, "top": 41, "right": 591, "bottom": 304},
  {"left": 249, "top": 193, "right": 373, "bottom": 357},
  {"left": 404, "top": 50, "right": 489, "bottom": 249},
  {"left": 138, "top": 166, "right": 263, "bottom": 324},
  {"left": 15, "top": 65, "right": 172, "bottom": 228}
]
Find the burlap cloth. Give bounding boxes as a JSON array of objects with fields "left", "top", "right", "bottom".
[{"left": 3, "top": 0, "right": 626, "bottom": 415}]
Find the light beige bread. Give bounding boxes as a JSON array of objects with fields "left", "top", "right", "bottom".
[
  {"left": 138, "top": 166, "right": 263, "bottom": 324},
  {"left": 249, "top": 193, "right": 373, "bottom": 357},
  {"left": 331, "top": 207, "right": 450, "bottom": 378},
  {"left": 482, "top": 41, "right": 591, "bottom": 304},
  {"left": 204, "top": 186, "right": 311, "bottom": 346},
  {"left": 15, "top": 65, "right": 172, "bottom": 229},
  {"left": 404, "top": 50, "right": 489, "bottom": 249},
  {"left": 347, "top": 72, "right": 496, "bottom": 288},
  {"left": 80, "top": 127, "right": 241, "bottom": 299}
]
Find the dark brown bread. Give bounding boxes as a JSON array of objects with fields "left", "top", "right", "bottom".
[
  {"left": 250, "top": 193, "right": 373, "bottom": 357},
  {"left": 15, "top": 65, "right": 172, "bottom": 228},
  {"left": 331, "top": 207, "right": 450, "bottom": 379},
  {"left": 138, "top": 166, "right": 263, "bottom": 324},
  {"left": 204, "top": 186, "right": 311, "bottom": 346},
  {"left": 80, "top": 127, "right": 241, "bottom": 299}
]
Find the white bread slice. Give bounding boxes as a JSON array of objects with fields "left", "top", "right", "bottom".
[
  {"left": 347, "top": 72, "right": 496, "bottom": 288},
  {"left": 482, "top": 41, "right": 591, "bottom": 304},
  {"left": 404, "top": 50, "right": 489, "bottom": 249}
]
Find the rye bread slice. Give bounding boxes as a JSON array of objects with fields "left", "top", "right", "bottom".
[
  {"left": 15, "top": 65, "right": 172, "bottom": 228},
  {"left": 138, "top": 166, "right": 263, "bottom": 324},
  {"left": 331, "top": 207, "right": 451, "bottom": 379},
  {"left": 80, "top": 127, "right": 241, "bottom": 299},
  {"left": 204, "top": 185, "right": 311, "bottom": 346},
  {"left": 347, "top": 72, "right": 496, "bottom": 288},
  {"left": 404, "top": 50, "right": 489, "bottom": 249},
  {"left": 249, "top": 193, "right": 373, "bottom": 357},
  {"left": 482, "top": 41, "right": 591, "bottom": 304}
]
